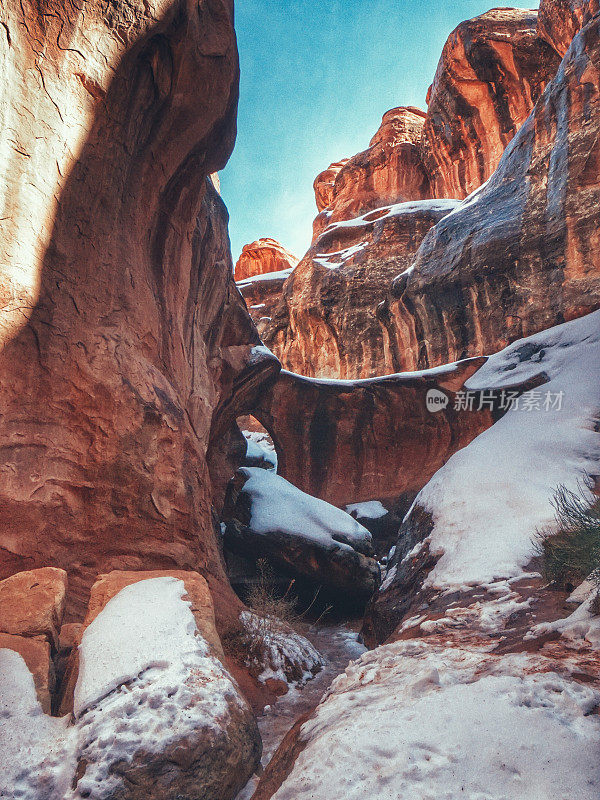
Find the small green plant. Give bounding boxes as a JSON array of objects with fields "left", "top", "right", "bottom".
[{"left": 535, "top": 484, "right": 600, "bottom": 592}]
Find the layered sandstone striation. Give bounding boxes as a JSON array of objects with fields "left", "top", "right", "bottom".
[
  {"left": 384, "top": 11, "right": 600, "bottom": 371},
  {"left": 421, "top": 8, "right": 561, "bottom": 199},
  {"left": 0, "top": 0, "right": 279, "bottom": 631},
  {"left": 235, "top": 238, "right": 299, "bottom": 282},
  {"left": 263, "top": 199, "right": 459, "bottom": 378},
  {"left": 258, "top": 8, "right": 563, "bottom": 380}
]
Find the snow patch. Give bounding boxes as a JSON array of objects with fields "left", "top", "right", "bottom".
[
  {"left": 526, "top": 591, "right": 600, "bottom": 649},
  {"left": 0, "top": 650, "right": 75, "bottom": 800},
  {"left": 312, "top": 241, "right": 368, "bottom": 269},
  {"left": 243, "top": 429, "right": 277, "bottom": 470},
  {"left": 236, "top": 267, "right": 293, "bottom": 286},
  {"left": 271, "top": 640, "right": 600, "bottom": 800},
  {"left": 408, "top": 311, "right": 600, "bottom": 591},
  {"left": 345, "top": 500, "right": 387, "bottom": 519},
  {"left": 240, "top": 467, "right": 372, "bottom": 553}
]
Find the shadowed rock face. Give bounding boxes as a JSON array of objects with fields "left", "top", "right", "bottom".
[
  {"left": 538, "top": 0, "right": 600, "bottom": 56},
  {"left": 0, "top": 0, "right": 279, "bottom": 626},
  {"left": 252, "top": 359, "right": 491, "bottom": 509},
  {"left": 234, "top": 238, "right": 299, "bottom": 282},
  {"left": 263, "top": 199, "right": 459, "bottom": 379},
  {"left": 312, "top": 107, "right": 431, "bottom": 241},
  {"left": 384, "top": 13, "right": 600, "bottom": 371},
  {"left": 421, "top": 8, "right": 561, "bottom": 199}
]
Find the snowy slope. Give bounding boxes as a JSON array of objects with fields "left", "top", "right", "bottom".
[
  {"left": 270, "top": 640, "right": 600, "bottom": 800},
  {"left": 409, "top": 310, "right": 600, "bottom": 590}
]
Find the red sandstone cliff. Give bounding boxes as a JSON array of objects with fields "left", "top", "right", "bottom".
[
  {"left": 0, "top": 0, "right": 279, "bottom": 630},
  {"left": 257, "top": 7, "right": 565, "bottom": 380},
  {"left": 384, "top": 11, "right": 600, "bottom": 370},
  {"left": 421, "top": 8, "right": 560, "bottom": 198},
  {"left": 235, "top": 238, "right": 299, "bottom": 282}
]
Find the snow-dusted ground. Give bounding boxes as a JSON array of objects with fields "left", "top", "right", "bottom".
[
  {"left": 0, "top": 649, "right": 75, "bottom": 800},
  {"left": 527, "top": 588, "right": 600, "bottom": 649},
  {"left": 270, "top": 640, "right": 600, "bottom": 800},
  {"left": 239, "top": 467, "right": 372, "bottom": 553},
  {"left": 235, "top": 621, "right": 366, "bottom": 800},
  {"left": 407, "top": 310, "right": 600, "bottom": 591}
]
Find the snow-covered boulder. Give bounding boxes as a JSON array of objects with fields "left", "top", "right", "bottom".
[
  {"left": 224, "top": 468, "right": 380, "bottom": 601},
  {"left": 0, "top": 648, "right": 75, "bottom": 800},
  {"left": 255, "top": 641, "right": 600, "bottom": 800},
  {"left": 68, "top": 576, "right": 261, "bottom": 800}
]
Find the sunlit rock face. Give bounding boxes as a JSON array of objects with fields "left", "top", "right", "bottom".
[
  {"left": 312, "top": 107, "right": 431, "bottom": 242},
  {"left": 263, "top": 199, "right": 459, "bottom": 379},
  {"left": 235, "top": 238, "right": 299, "bottom": 282},
  {"left": 384, "top": 13, "right": 600, "bottom": 371},
  {"left": 258, "top": 10, "right": 563, "bottom": 381},
  {"left": 538, "top": 0, "right": 600, "bottom": 57},
  {"left": 0, "top": 0, "right": 279, "bottom": 626},
  {"left": 421, "top": 8, "right": 561, "bottom": 199}
]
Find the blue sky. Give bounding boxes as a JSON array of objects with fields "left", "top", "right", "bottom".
[{"left": 221, "top": 1, "right": 538, "bottom": 262}]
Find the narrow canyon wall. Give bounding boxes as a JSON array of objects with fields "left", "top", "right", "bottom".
[
  {"left": 254, "top": 7, "right": 563, "bottom": 380},
  {"left": 385, "top": 11, "right": 600, "bottom": 370},
  {"left": 0, "top": 0, "right": 278, "bottom": 627},
  {"left": 421, "top": 8, "right": 561, "bottom": 199}
]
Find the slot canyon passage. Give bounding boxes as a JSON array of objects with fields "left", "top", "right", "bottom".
[{"left": 1, "top": 0, "right": 600, "bottom": 798}]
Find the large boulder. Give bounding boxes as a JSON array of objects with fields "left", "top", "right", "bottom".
[
  {"left": 0, "top": 566, "right": 67, "bottom": 646},
  {"left": 223, "top": 467, "right": 380, "bottom": 600},
  {"left": 1, "top": 576, "right": 262, "bottom": 800},
  {"left": 0, "top": 0, "right": 279, "bottom": 628},
  {"left": 385, "top": 13, "right": 600, "bottom": 370},
  {"left": 367, "top": 309, "right": 600, "bottom": 643},
  {"left": 0, "top": 567, "right": 67, "bottom": 712}
]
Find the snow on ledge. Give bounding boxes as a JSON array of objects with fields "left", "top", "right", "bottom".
[{"left": 240, "top": 467, "right": 372, "bottom": 552}]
